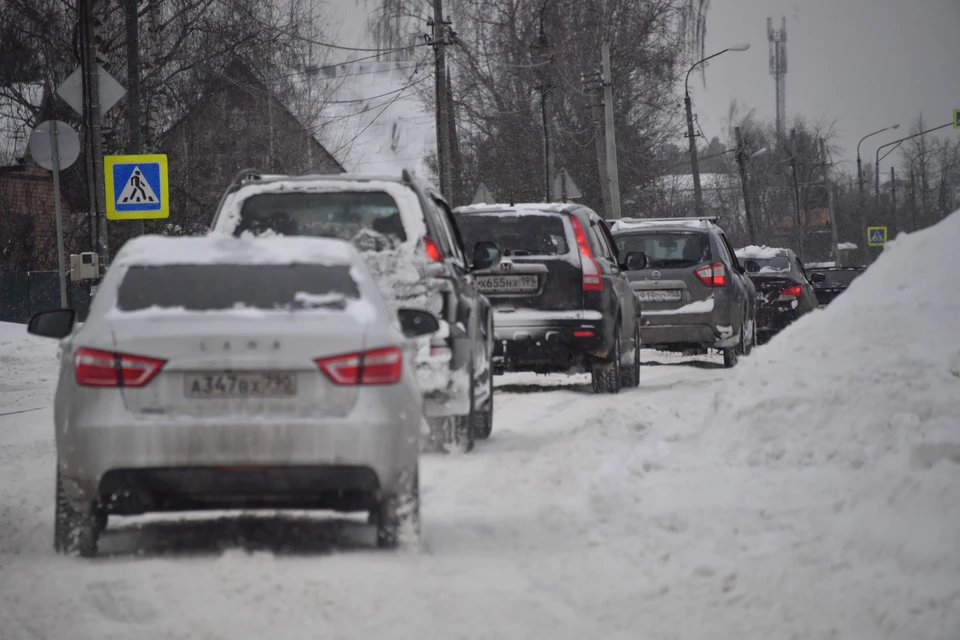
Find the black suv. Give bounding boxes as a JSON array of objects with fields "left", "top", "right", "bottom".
[
  {"left": 209, "top": 170, "right": 500, "bottom": 450},
  {"left": 453, "top": 203, "right": 640, "bottom": 394}
]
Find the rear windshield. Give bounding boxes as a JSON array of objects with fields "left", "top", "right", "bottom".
[
  {"left": 812, "top": 270, "right": 862, "bottom": 287},
  {"left": 117, "top": 264, "right": 360, "bottom": 312},
  {"left": 741, "top": 256, "right": 791, "bottom": 274},
  {"left": 233, "top": 191, "right": 406, "bottom": 251},
  {"left": 455, "top": 213, "right": 569, "bottom": 256},
  {"left": 614, "top": 232, "right": 711, "bottom": 269}
]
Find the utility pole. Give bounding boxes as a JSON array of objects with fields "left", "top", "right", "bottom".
[
  {"left": 789, "top": 129, "right": 803, "bottom": 259},
  {"left": 684, "top": 87, "right": 702, "bottom": 216},
  {"left": 890, "top": 166, "right": 898, "bottom": 233},
  {"left": 601, "top": 43, "right": 621, "bottom": 219},
  {"left": 532, "top": 11, "right": 554, "bottom": 203},
  {"left": 820, "top": 138, "right": 840, "bottom": 265},
  {"left": 429, "top": 0, "right": 453, "bottom": 201},
  {"left": 445, "top": 71, "right": 463, "bottom": 207},
  {"left": 125, "top": 0, "right": 144, "bottom": 236},
  {"left": 734, "top": 126, "right": 757, "bottom": 245},
  {"left": 82, "top": 0, "right": 109, "bottom": 261},
  {"left": 581, "top": 70, "right": 609, "bottom": 218}
]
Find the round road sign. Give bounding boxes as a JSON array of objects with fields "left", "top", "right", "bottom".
[{"left": 28, "top": 120, "right": 81, "bottom": 171}]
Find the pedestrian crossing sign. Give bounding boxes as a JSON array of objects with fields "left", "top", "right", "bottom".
[
  {"left": 104, "top": 154, "right": 169, "bottom": 220},
  {"left": 867, "top": 226, "right": 887, "bottom": 247}
]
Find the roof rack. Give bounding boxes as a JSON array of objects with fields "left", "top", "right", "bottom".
[
  {"left": 617, "top": 215, "right": 720, "bottom": 223},
  {"left": 232, "top": 168, "right": 262, "bottom": 185}
]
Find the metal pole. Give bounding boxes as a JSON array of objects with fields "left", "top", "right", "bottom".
[
  {"left": 583, "top": 72, "right": 610, "bottom": 218},
  {"left": 789, "top": 130, "right": 803, "bottom": 258},
  {"left": 821, "top": 138, "right": 840, "bottom": 265},
  {"left": 50, "top": 123, "right": 69, "bottom": 308},
  {"left": 83, "top": 0, "right": 109, "bottom": 261},
  {"left": 734, "top": 127, "right": 756, "bottom": 245},
  {"left": 601, "top": 43, "right": 621, "bottom": 219},
  {"left": 541, "top": 86, "right": 553, "bottom": 202},
  {"left": 431, "top": 0, "right": 452, "bottom": 200},
  {"left": 684, "top": 92, "right": 702, "bottom": 216},
  {"left": 891, "top": 165, "right": 898, "bottom": 233},
  {"left": 125, "top": 0, "right": 144, "bottom": 236}
]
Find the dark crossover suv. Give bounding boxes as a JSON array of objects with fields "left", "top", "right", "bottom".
[
  {"left": 453, "top": 203, "right": 640, "bottom": 394},
  {"left": 209, "top": 170, "right": 500, "bottom": 450},
  {"left": 805, "top": 266, "right": 866, "bottom": 307},
  {"left": 736, "top": 246, "right": 818, "bottom": 344},
  {"left": 609, "top": 216, "right": 756, "bottom": 368}
]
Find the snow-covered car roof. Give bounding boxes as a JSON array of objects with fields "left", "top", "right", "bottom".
[
  {"left": 454, "top": 202, "right": 577, "bottom": 215},
  {"left": 609, "top": 217, "right": 719, "bottom": 233},
  {"left": 735, "top": 245, "right": 789, "bottom": 260},
  {"left": 112, "top": 234, "right": 362, "bottom": 268}
]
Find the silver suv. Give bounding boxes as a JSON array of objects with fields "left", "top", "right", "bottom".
[{"left": 609, "top": 216, "right": 756, "bottom": 367}]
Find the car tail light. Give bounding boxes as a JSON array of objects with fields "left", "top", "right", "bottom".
[
  {"left": 74, "top": 347, "right": 166, "bottom": 387},
  {"left": 573, "top": 330, "right": 594, "bottom": 337},
  {"left": 695, "top": 262, "right": 727, "bottom": 287},
  {"left": 316, "top": 346, "right": 403, "bottom": 385},
  {"left": 778, "top": 284, "right": 803, "bottom": 301},
  {"left": 423, "top": 236, "right": 442, "bottom": 262},
  {"left": 568, "top": 216, "right": 603, "bottom": 292}
]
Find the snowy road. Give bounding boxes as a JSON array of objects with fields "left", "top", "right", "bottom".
[{"left": 0, "top": 320, "right": 957, "bottom": 639}]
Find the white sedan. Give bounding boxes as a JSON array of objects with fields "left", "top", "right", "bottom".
[{"left": 27, "top": 234, "right": 438, "bottom": 556}]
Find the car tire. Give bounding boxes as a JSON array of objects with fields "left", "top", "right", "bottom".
[
  {"left": 592, "top": 326, "right": 622, "bottom": 394},
  {"left": 472, "top": 368, "right": 494, "bottom": 440},
  {"left": 54, "top": 469, "right": 99, "bottom": 558},
  {"left": 373, "top": 467, "right": 421, "bottom": 549},
  {"left": 723, "top": 323, "right": 745, "bottom": 368},
  {"left": 619, "top": 322, "right": 641, "bottom": 389}
]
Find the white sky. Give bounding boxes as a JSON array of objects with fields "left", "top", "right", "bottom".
[{"left": 325, "top": 0, "right": 960, "bottom": 173}]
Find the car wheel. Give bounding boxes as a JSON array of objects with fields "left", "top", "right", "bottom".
[
  {"left": 619, "top": 322, "right": 641, "bottom": 389},
  {"left": 373, "top": 466, "right": 421, "bottom": 549},
  {"left": 723, "top": 323, "right": 745, "bottom": 368},
  {"left": 54, "top": 469, "right": 99, "bottom": 557},
  {"left": 472, "top": 367, "right": 494, "bottom": 440},
  {"left": 592, "top": 325, "right": 622, "bottom": 394}
]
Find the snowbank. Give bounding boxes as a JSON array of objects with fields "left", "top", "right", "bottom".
[
  {"left": 709, "top": 211, "right": 960, "bottom": 469},
  {"left": 0, "top": 322, "right": 60, "bottom": 395}
]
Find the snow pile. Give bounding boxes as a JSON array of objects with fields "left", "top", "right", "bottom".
[
  {"left": 710, "top": 211, "right": 960, "bottom": 468},
  {"left": 0, "top": 322, "right": 60, "bottom": 394}
]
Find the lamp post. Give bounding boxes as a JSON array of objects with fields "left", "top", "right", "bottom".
[
  {"left": 684, "top": 43, "right": 750, "bottom": 216},
  {"left": 857, "top": 124, "right": 899, "bottom": 204},
  {"left": 875, "top": 121, "right": 953, "bottom": 213}
]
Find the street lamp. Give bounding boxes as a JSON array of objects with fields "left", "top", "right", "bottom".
[
  {"left": 684, "top": 43, "right": 750, "bottom": 216},
  {"left": 875, "top": 121, "right": 954, "bottom": 211},
  {"left": 856, "top": 124, "right": 899, "bottom": 203}
]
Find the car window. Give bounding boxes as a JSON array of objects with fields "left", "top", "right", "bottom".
[
  {"left": 615, "top": 232, "right": 711, "bottom": 269},
  {"left": 795, "top": 258, "right": 808, "bottom": 280},
  {"left": 598, "top": 222, "right": 621, "bottom": 259},
  {"left": 717, "top": 234, "right": 739, "bottom": 271},
  {"left": 430, "top": 197, "right": 466, "bottom": 265},
  {"left": 741, "top": 254, "right": 791, "bottom": 274},
  {"left": 232, "top": 191, "right": 406, "bottom": 251},
  {"left": 117, "top": 264, "right": 361, "bottom": 312},
  {"left": 455, "top": 212, "right": 569, "bottom": 257},
  {"left": 589, "top": 222, "right": 614, "bottom": 260}
]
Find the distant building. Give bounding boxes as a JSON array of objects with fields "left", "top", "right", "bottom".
[{"left": 158, "top": 60, "right": 345, "bottom": 233}]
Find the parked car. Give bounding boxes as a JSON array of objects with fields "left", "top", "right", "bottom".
[
  {"left": 28, "top": 235, "right": 439, "bottom": 556},
  {"left": 805, "top": 266, "right": 866, "bottom": 307},
  {"left": 735, "top": 245, "right": 818, "bottom": 344},
  {"left": 453, "top": 203, "right": 640, "bottom": 394},
  {"left": 609, "top": 216, "right": 756, "bottom": 368},
  {"left": 208, "top": 169, "right": 499, "bottom": 449}
]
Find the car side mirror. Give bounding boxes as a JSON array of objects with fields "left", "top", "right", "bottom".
[
  {"left": 27, "top": 309, "right": 75, "bottom": 340},
  {"left": 397, "top": 308, "right": 440, "bottom": 338},
  {"left": 471, "top": 241, "right": 500, "bottom": 271},
  {"left": 810, "top": 273, "right": 826, "bottom": 285},
  {"left": 621, "top": 251, "right": 647, "bottom": 271}
]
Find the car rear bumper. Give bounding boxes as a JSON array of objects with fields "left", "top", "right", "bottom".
[
  {"left": 639, "top": 310, "right": 738, "bottom": 349},
  {"left": 756, "top": 303, "right": 803, "bottom": 336},
  {"left": 57, "top": 391, "right": 420, "bottom": 513},
  {"left": 491, "top": 309, "right": 609, "bottom": 372}
]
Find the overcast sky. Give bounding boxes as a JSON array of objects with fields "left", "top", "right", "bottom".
[{"left": 327, "top": 0, "right": 960, "bottom": 172}]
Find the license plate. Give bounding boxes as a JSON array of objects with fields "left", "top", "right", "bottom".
[
  {"left": 477, "top": 274, "right": 539, "bottom": 293},
  {"left": 184, "top": 372, "right": 298, "bottom": 399},
  {"left": 635, "top": 290, "right": 682, "bottom": 303}
]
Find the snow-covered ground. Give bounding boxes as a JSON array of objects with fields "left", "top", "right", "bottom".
[{"left": 1, "top": 213, "right": 958, "bottom": 639}]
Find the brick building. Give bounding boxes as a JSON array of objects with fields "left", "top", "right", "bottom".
[{"left": 0, "top": 159, "right": 73, "bottom": 272}]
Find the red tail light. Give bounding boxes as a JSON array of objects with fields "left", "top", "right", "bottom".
[
  {"left": 74, "top": 347, "right": 166, "bottom": 387},
  {"left": 423, "top": 236, "right": 442, "bottom": 262},
  {"left": 695, "top": 262, "right": 727, "bottom": 287},
  {"left": 316, "top": 346, "right": 403, "bottom": 385},
  {"left": 778, "top": 284, "right": 803, "bottom": 301},
  {"left": 573, "top": 330, "right": 595, "bottom": 337},
  {"left": 568, "top": 216, "right": 603, "bottom": 292}
]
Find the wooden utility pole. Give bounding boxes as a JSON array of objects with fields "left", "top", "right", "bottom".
[
  {"left": 582, "top": 70, "right": 609, "bottom": 218},
  {"left": 734, "top": 127, "right": 757, "bottom": 245},
  {"left": 820, "top": 138, "right": 840, "bottom": 265},
  {"left": 82, "top": 0, "right": 109, "bottom": 260},
  {"left": 430, "top": 0, "right": 453, "bottom": 201},
  {"left": 600, "top": 43, "right": 621, "bottom": 219},
  {"left": 125, "top": 0, "right": 144, "bottom": 235},
  {"left": 789, "top": 129, "right": 803, "bottom": 259},
  {"left": 890, "top": 165, "right": 898, "bottom": 233}
]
